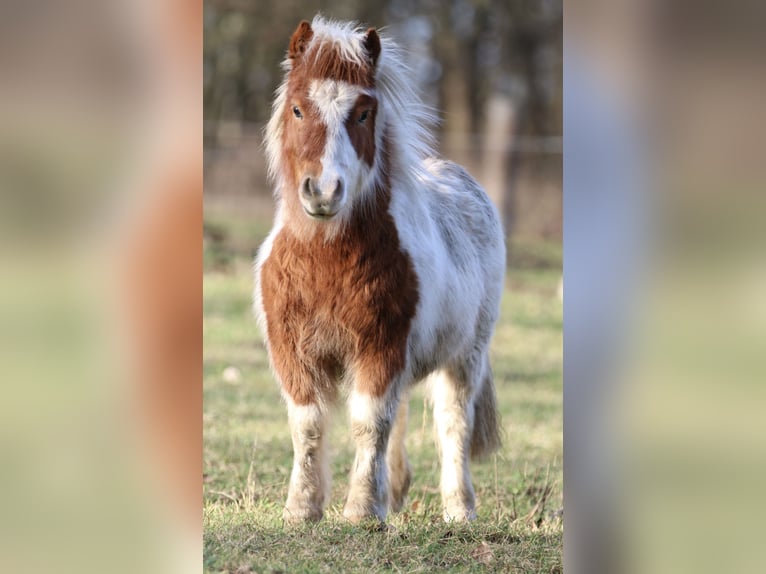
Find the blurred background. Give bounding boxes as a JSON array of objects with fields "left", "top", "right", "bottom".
[
  {"left": 0, "top": 1, "right": 201, "bottom": 573},
  {"left": 565, "top": 1, "right": 766, "bottom": 573},
  {"left": 203, "top": 0, "right": 562, "bottom": 268}
]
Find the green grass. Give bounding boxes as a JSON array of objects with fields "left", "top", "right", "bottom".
[{"left": 203, "top": 210, "right": 562, "bottom": 573}]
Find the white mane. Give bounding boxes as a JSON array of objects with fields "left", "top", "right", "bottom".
[{"left": 264, "top": 15, "right": 438, "bottom": 200}]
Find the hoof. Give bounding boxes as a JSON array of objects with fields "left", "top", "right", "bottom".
[
  {"left": 342, "top": 510, "right": 378, "bottom": 525},
  {"left": 283, "top": 506, "right": 323, "bottom": 524},
  {"left": 343, "top": 505, "right": 386, "bottom": 525},
  {"left": 442, "top": 507, "right": 477, "bottom": 522},
  {"left": 344, "top": 513, "right": 389, "bottom": 531}
]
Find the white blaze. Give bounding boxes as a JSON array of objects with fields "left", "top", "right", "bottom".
[{"left": 308, "top": 79, "right": 375, "bottom": 201}]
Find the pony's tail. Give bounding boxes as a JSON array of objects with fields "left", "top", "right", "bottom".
[{"left": 470, "top": 361, "right": 502, "bottom": 460}]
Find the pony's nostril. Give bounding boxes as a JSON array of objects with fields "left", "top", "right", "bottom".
[
  {"left": 301, "top": 177, "right": 314, "bottom": 198},
  {"left": 332, "top": 179, "right": 344, "bottom": 200}
]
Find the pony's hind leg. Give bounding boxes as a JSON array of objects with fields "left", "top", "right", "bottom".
[
  {"left": 387, "top": 393, "right": 412, "bottom": 513},
  {"left": 343, "top": 389, "right": 397, "bottom": 523},
  {"left": 431, "top": 353, "right": 486, "bottom": 521},
  {"left": 283, "top": 398, "right": 330, "bottom": 523}
]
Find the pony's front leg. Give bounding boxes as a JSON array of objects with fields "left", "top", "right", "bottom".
[
  {"left": 283, "top": 398, "right": 330, "bottom": 523},
  {"left": 343, "top": 389, "right": 396, "bottom": 523}
]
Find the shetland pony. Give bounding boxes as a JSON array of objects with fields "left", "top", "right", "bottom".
[{"left": 254, "top": 16, "right": 506, "bottom": 524}]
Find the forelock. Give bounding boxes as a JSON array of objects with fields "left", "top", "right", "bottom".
[{"left": 292, "top": 17, "right": 376, "bottom": 87}]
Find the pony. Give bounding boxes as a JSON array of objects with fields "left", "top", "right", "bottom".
[{"left": 254, "top": 16, "right": 506, "bottom": 524}]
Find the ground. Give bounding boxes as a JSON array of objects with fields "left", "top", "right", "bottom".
[{"left": 203, "top": 198, "right": 562, "bottom": 573}]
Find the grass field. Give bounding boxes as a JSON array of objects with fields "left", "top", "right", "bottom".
[{"left": 203, "top": 204, "right": 562, "bottom": 573}]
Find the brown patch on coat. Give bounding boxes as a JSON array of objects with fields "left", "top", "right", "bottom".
[
  {"left": 282, "top": 78, "right": 327, "bottom": 185},
  {"left": 279, "top": 72, "right": 327, "bottom": 220},
  {"left": 345, "top": 93, "right": 377, "bottom": 166},
  {"left": 260, "top": 135, "right": 419, "bottom": 405}
]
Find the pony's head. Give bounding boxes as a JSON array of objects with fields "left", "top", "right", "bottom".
[{"left": 266, "top": 18, "right": 386, "bottom": 233}]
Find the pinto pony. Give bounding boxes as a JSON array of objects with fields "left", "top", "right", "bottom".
[{"left": 254, "top": 17, "right": 506, "bottom": 524}]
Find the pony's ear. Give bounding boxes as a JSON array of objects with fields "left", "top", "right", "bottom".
[
  {"left": 288, "top": 20, "right": 314, "bottom": 60},
  {"left": 363, "top": 28, "right": 381, "bottom": 68}
]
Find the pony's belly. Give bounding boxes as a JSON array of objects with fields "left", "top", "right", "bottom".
[{"left": 407, "top": 318, "right": 474, "bottom": 382}]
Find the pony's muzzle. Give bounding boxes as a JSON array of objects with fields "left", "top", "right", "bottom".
[{"left": 300, "top": 176, "right": 345, "bottom": 219}]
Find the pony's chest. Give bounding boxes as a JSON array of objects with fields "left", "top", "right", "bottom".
[
  {"left": 260, "top": 230, "right": 419, "bottom": 343},
  {"left": 262, "top": 244, "right": 381, "bottom": 324}
]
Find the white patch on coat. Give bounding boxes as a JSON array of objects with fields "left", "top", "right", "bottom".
[
  {"left": 348, "top": 388, "right": 388, "bottom": 426},
  {"left": 391, "top": 159, "right": 505, "bottom": 378},
  {"left": 283, "top": 397, "right": 330, "bottom": 521},
  {"left": 345, "top": 389, "right": 397, "bottom": 521}
]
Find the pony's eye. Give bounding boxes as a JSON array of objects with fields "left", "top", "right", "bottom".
[
  {"left": 358, "top": 110, "right": 370, "bottom": 124},
  {"left": 292, "top": 106, "right": 303, "bottom": 119}
]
